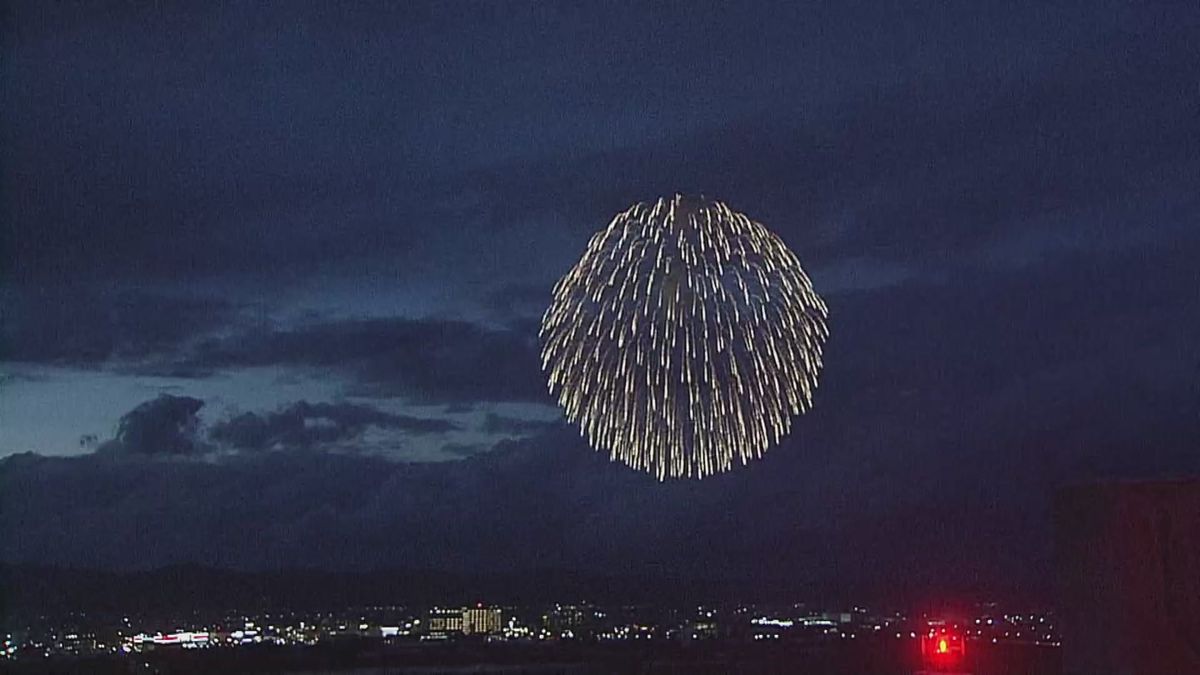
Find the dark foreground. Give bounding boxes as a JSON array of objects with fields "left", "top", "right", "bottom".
[{"left": 1, "top": 639, "right": 1060, "bottom": 675}]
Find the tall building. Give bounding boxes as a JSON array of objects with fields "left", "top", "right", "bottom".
[
  {"left": 463, "top": 606, "right": 502, "bottom": 635},
  {"left": 1057, "top": 479, "right": 1200, "bottom": 675}
]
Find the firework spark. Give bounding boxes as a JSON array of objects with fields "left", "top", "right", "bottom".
[{"left": 540, "top": 195, "right": 828, "bottom": 479}]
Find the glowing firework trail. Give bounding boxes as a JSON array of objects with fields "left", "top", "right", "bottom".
[{"left": 540, "top": 195, "right": 828, "bottom": 479}]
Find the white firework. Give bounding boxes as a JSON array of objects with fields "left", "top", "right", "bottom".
[{"left": 540, "top": 195, "right": 828, "bottom": 479}]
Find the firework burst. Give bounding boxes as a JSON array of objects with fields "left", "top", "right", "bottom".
[{"left": 540, "top": 195, "right": 828, "bottom": 479}]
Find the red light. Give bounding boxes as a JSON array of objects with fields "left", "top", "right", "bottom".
[{"left": 922, "top": 626, "right": 965, "bottom": 667}]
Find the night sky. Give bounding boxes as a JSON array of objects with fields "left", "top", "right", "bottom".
[{"left": 2, "top": 1, "right": 1198, "bottom": 597}]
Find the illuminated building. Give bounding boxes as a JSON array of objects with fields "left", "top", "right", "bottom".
[
  {"left": 544, "top": 603, "right": 604, "bottom": 638},
  {"left": 426, "top": 606, "right": 503, "bottom": 637},
  {"left": 427, "top": 609, "right": 463, "bottom": 636},
  {"left": 463, "top": 606, "right": 502, "bottom": 635}
]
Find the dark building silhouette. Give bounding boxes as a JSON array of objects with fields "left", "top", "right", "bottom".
[{"left": 1057, "top": 479, "right": 1200, "bottom": 675}]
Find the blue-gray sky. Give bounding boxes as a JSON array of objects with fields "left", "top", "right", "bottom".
[{"left": 2, "top": 0, "right": 1198, "bottom": 594}]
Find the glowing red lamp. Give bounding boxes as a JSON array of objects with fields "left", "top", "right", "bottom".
[{"left": 920, "top": 626, "right": 966, "bottom": 672}]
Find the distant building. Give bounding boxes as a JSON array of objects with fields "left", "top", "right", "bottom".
[
  {"left": 687, "top": 619, "right": 718, "bottom": 640},
  {"left": 463, "top": 606, "right": 502, "bottom": 635},
  {"left": 544, "top": 604, "right": 599, "bottom": 638},
  {"left": 426, "top": 606, "right": 503, "bottom": 637},
  {"left": 427, "top": 609, "right": 464, "bottom": 636},
  {"left": 1057, "top": 479, "right": 1200, "bottom": 675}
]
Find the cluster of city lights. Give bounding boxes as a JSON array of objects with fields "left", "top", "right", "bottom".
[{"left": 2, "top": 603, "right": 1061, "bottom": 662}]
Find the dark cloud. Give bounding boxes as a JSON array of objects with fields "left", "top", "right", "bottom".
[
  {"left": 4, "top": 3, "right": 1195, "bottom": 404},
  {"left": 4, "top": 240, "right": 1195, "bottom": 592},
  {"left": 444, "top": 21, "right": 1199, "bottom": 281},
  {"left": 6, "top": 1, "right": 1196, "bottom": 292},
  {"left": 483, "top": 284, "right": 551, "bottom": 322},
  {"left": 175, "top": 317, "right": 549, "bottom": 404},
  {"left": 441, "top": 442, "right": 490, "bottom": 458},
  {"left": 480, "top": 413, "right": 562, "bottom": 436},
  {"left": 0, "top": 288, "right": 236, "bottom": 368},
  {"left": 208, "top": 400, "right": 458, "bottom": 452},
  {"left": 96, "top": 394, "right": 206, "bottom": 456},
  {"left": 0, "top": 284, "right": 548, "bottom": 407},
  {"left": 84, "top": 396, "right": 460, "bottom": 459},
  {"left": 4, "top": 382, "right": 1195, "bottom": 594}
]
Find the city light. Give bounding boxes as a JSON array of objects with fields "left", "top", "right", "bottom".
[{"left": 2, "top": 600, "right": 1061, "bottom": 667}]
